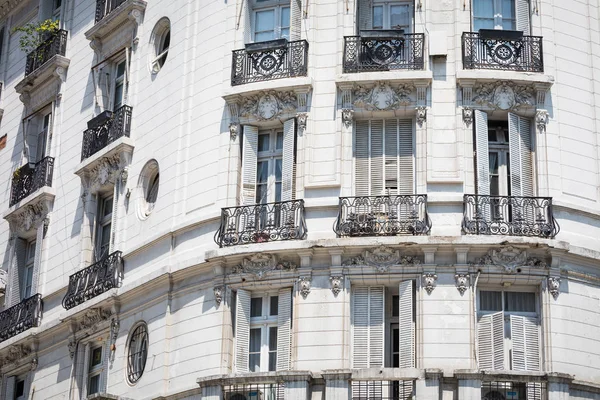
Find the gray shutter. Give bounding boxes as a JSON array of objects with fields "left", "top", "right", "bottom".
[
  {"left": 81, "top": 343, "right": 91, "bottom": 398},
  {"left": 398, "top": 280, "right": 414, "bottom": 368},
  {"left": 241, "top": 126, "right": 259, "bottom": 205},
  {"left": 508, "top": 113, "right": 533, "bottom": 197},
  {"left": 32, "top": 228, "right": 43, "bottom": 295},
  {"left": 281, "top": 119, "right": 296, "bottom": 202},
  {"left": 477, "top": 311, "right": 504, "bottom": 370},
  {"left": 357, "top": 0, "right": 372, "bottom": 32},
  {"left": 276, "top": 288, "right": 292, "bottom": 370},
  {"left": 100, "top": 68, "right": 110, "bottom": 111},
  {"left": 10, "top": 238, "right": 27, "bottom": 305},
  {"left": 355, "top": 120, "right": 370, "bottom": 196},
  {"left": 243, "top": 0, "right": 252, "bottom": 43},
  {"left": 516, "top": 0, "right": 530, "bottom": 34},
  {"left": 235, "top": 289, "right": 251, "bottom": 373},
  {"left": 384, "top": 119, "right": 399, "bottom": 196},
  {"left": 398, "top": 119, "right": 414, "bottom": 195},
  {"left": 290, "top": 0, "right": 302, "bottom": 40},
  {"left": 74, "top": 342, "right": 85, "bottom": 399},
  {"left": 101, "top": 340, "right": 110, "bottom": 392},
  {"left": 510, "top": 315, "right": 540, "bottom": 371},
  {"left": 475, "top": 110, "right": 489, "bottom": 196},
  {"left": 4, "top": 376, "right": 15, "bottom": 400},
  {"left": 26, "top": 118, "right": 40, "bottom": 163},
  {"left": 352, "top": 286, "right": 384, "bottom": 368},
  {"left": 370, "top": 120, "right": 384, "bottom": 196}
]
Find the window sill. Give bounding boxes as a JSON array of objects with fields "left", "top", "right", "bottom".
[
  {"left": 85, "top": 0, "right": 147, "bottom": 43},
  {"left": 14, "top": 55, "right": 70, "bottom": 103},
  {"left": 74, "top": 136, "right": 134, "bottom": 187}
]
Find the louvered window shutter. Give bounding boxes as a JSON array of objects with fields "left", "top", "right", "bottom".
[
  {"left": 10, "top": 238, "right": 27, "bottom": 306},
  {"left": 276, "top": 288, "right": 292, "bottom": 370},
  {"left": 235, "top": 289, "right": 251, "bottom": 373},
  {"left": 355, "top": 120, "right": 370, "bottom": 196},
  {"left": 475, "top": 110, "right": 490, "bottom": 196},
  {"left": 515, "top": 0, "right": 531, "bottom": 34},
  {"left": 101, "top": 340, "right": 110, "bottom": 392},
  {"left": 368, "top": 286, "right": 384, "bottom": 368},
  {"left": 290, "top": 0, "right": 302, "bottom": 40},
  {"left": 81, "top": 343, "right": 91, "bottom": 398},
  {"left": 352, "top": 286, "right": 384, "bottom": 368},
  {"left": 75, "top": 342, "right": 85, "bottom": 398},
  {"left": 384, "top": 119, "right": 399, "bottom": 196},
  {"left": 281, "top": 119, "right": 296, "bottom": 201},
  {"left": 100, "top": 68, "right": 110, "bottom": 111},
  {"left": 508, "top": 113, "right": 533, "bottom": 197},
  {"left": 477, "top": 311, "right": 504, "bottom": 370},
  {"left": 243, "top": 0, "right": 252, "bottom": 43},
  {"left": 398, "top": 280, "right": 415, "bottom": 368},
  {"left": 241, "top": 126, "right": 259, "bottom": 205},
  {"left": 26, "top": 119, "right": 40, "bottom": 163},
  {"left": 510, "top": 315, "right": 540, "bottom": 371},
  {"left": 357, "top": 0, "right": 372, "bottom": 32},
  {"left": 4, "top": 376, "right": 15, "bottom": 400},
  {"left": 370, "top": 120, "right": 384, "bottom": 196},
  {"left": 398, "top": 119, "right": 414, "bottom": 195},
  {"left": 31, "top": 232, "right": 42, "bottom": 296}
]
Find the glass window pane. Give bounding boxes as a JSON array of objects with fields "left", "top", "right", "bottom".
[
  {"left": 392, "top": 295, "right": 399, "bottom": 317},
  {"left": 269, "top": 327, "right": 278, "bottom": 351},
  {"left": 280, "top": 28, "right": 290, "bottom": 40},
  {"left": 257, "top": 161, "right": 269, "bottom": 184},
  {"left": 102, "top": 197, "right": 113, "bottom": 218},
  {"left": 256, "top": 32, "right": 275, "bottom": 42},
  {"left": 88, "top": 375, "right": 100, "bottom": 395},
  {"left": 15, "top": 379, "right": 25, "bottom": 397},
  {"left": 116, "top": 61, "right": 126, "bottom": 78},
  {"left": 373, "top": 6, "right": 383, "bottom": 29},
  {"left": 505, "top": 292, "right": 536, "bottom": 312},
  {"left": 480, "top": 291, "right": 502, "bottom": 311},
  {"left": 502, "top": 0, "right": 515, "bottom": 20},
  {"left": 275, "top": 159, "right": 282, "bottom": 181},
  {"left": 249, "top": 328, "right": 262, "bottom": 352},
  {"left": 251, "top": 297, "right": 263, "bottom": 317},
  {"left": 249, "top": 354, "right": 261, "bottom": 372},
  {"left": 268, "top": 351, "right": 277, "bottom": 371},
  {"left": 275, "top": 183, "right": 282, "bottom": 202},
  {"left": 256, "top": 183, "right": 268, "bottom": 204},
  {"left": 270, "top": 296, "right": 279, "bottom": 316},
  {"left": 473, "top": 0, "right": 494, "bottom": 18},
  {"left": 258, "top": 134, "right": 270, "bottom": 152},
  {"left": 474, "top": 18, "right": 494, "bottom": 32},
  {"left": 390, "top": 5, "right": 409, "bottom": 29},
  {"left": 101, "top": 224, "right": 111, "bottom": 248},
  {"left": 114, "top": 82, "right": 124, "bottom": 110},
  {"left": 280, "top": 7, "right": 290, "bottom": 29},
  {"left": 489, "top": 152, "right": 499, "bottom": 174},
  {"left": 256, "top": 9, "right": 275, "bottom": 41},
  {"left": 90, "top": 346, "right": 103, "bottom": 369},
  {"left": 502, "top": 19, "right": 515, "bottom": 30},
  {"left": 276, "top": 132, "right": 283, "bottom": 150}
]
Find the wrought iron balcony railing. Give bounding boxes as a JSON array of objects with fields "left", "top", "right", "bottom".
[
  {"left": 0, "top": 294, "right": 42, "bottom": 343},
  {"left": 461, "top": 31, "right": 543, "bottom": 72},
  {"left": 95, "top": 0, "right": 128, "bottom": 22},
  {"left": 81, "top": 105, "right": 133, "bottom": 161},
  {"left": 62, "top": 251, "right": 123, "bottom": 310},
  {"left": 231, "top": 39, "right": 308, "bottom": 86},
  {"left": 214, "top": 200, "right": 307, "bottom": 247},
  {"left": 25, "top": 30, "right": 68, "bottom": 76},
  {"left": 334, "top": 195, "right": 431, "bottom": 237},
  {"left": 352, "top": 380, "right": 415, "bottom": 400},
  {"left": 10, "top": 157, "right": 54, "bottom": 206},
  {"left": 482, "top": 381, "right": 546, "bottom": 400},
  {"left": 343, "top": 33, "right": 425, "bottom": 73},
  {"left": 224, "top": 382, "right": 285, "bottom": 400},
  {"left": 462, "top": 194, "right": 559, "bottom": 238}
]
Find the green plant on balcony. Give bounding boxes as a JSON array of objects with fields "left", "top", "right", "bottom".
[{"left": 12, "top": 19, "right": 59, "bottom": 54}]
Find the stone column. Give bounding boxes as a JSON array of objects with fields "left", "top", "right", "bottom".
[
  {"left": 547, "top": 373, "right": 573, "bottom": 400},
  {"left": 322, "top": 370, "right": 352, "bottom": 400},
  {"left": 201, "top": 385, "right": 223, "bottom": 400}
]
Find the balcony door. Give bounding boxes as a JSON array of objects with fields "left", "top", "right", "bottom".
[
  {"left": 471, "top": 0, "right": 530, "bottom": 33},
  {"left": 358, "top": 0, "right": 413, "bottom": 33}
]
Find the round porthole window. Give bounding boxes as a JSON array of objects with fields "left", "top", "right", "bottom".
[
  {"left": 150, "top": 18, "right": 170, "bottom": 73},
  {"left": 137, "top": 160, "right": 159, "bottom": 220},
  {"left": 127, "top": 322, "right": 149, "bottom": 384}
]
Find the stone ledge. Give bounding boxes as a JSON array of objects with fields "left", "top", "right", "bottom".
[
  {"left": 336, "top": 70, "right": 433, "bottom": 86},
  {"left": 74, "top": 136, "right": 134, "bottom": 179},
  {"left": 3, "top": 187, "right": 55, "bottom": 223},
  {"left": 456, "top": 69, "right": 554, "bottom": 85},
  {"left": 223, "top": 76, "right": 313, "bottom": 101},
  {"left": 15, "top": 55, "right": 70, "bottom": 97},
  {"left": 197, "top": 371, "right": 314, "bottom": 387},
  {"left": 85, "top": 0, "right": 147, "bottom": 42}
]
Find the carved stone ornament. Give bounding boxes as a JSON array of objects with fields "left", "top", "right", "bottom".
[
  {"left": 297, "top": 112, "right": 308, "bottom": 132},
  {"left": 423, "top": 273, "right": 437, "bottom": 295},
  {"left": 342, "top": 245, "right": 421, "bottom": 273},
  {"left": 455, "top": 274, "right": 470, "bottom": 296},
  {"left": 416, "top": 106, "right": 427, "bottom": 126},
  {"left": 231, "top": 253, "right": 297, "bottom": 280},
  {"left": 472, "top": 81, "right": 536, "bottom": 111},
  {"left": 548, "top": 276, "right": 561, "bottom": 300},
  {"left": 88, "top": 154, "right": 123, "bottom": 191},
  {"left": 470, "top": 246, "right": 548, "bottom": 274},
  {"left": 353, "top": 82, "right": 415, "bottom": 111},
  {"left": 30, "top": 357, "right": 38, "bottom": 371},
  {"left": 214, "top": 285, "right": 224, "bottom": 306},
  {"left": 330, "top": 276, "right": 343, "bottom": 297},
  {"left": 79, "top": 308, "right": 112, "bottom": 331},
  {"left": 462, "top": 107, "right": 473, "bottom": 126},
  {"left": 229, "top": 123, "right": 239, "bottom": 140},
  {"left": 68, "top": 339, "right": 77, "bottom": 359},
  {"left": 110, "top": 318, "right": 120, "bottom": 344},
  {"left": 0, "top": 268, "right": 7, "bottom": 294},
  {"left": 1, "top": 344, "right": 31, "bottom": 366},
  {"left": 342, "top": 108, "right": 354, "bottom": 128},
  {"left": 15, "top": 202, "right": 49, "bottom": 233},
  {"left": 299, "top": 276, "right": 311, "bottom": 299},
  {"left": 240, "top": 90, "right": 298, "bottom": 121},
  {"left": 536, "top": 109, "right": 549, "bottom": 133}
]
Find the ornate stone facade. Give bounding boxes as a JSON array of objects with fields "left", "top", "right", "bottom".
[
  {"left": 240, "top": 91, "right": 298, "bottom": 120},
  {"left": 423, "top": 273, "right": 437, "bottom": 295},
  {"left": 299, "top": 276, "right": 311, "bottom": 299},
  {"left": 353, "top": 82, "right": 415, "bottom": 111},
  {"left": 470, "top": 81, "right": 536, "bottom": 111},
  {"left": 455, "top": 274, "right": 470, "bottom": 296},
  {"left": 342, "top": 245, "right": 421, "bottom": 273},
  {"left": 330, "top": 276, "right": 343, "bottom": 297},
  {"left": 231, "top": 253, "right": 297, "bottom": 280},
  {"left": 470, "top": 246, "right": 548, "bottom": 274}
]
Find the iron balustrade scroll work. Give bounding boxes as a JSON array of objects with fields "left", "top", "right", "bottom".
[
  {"left": 0, "top": 294, "right": 42, "bottom": 343},
  {"left": 462, "top": 194, "right": 559, "bottom": 238},
  {"left": 10, "top": 157, "right": 54, "bottom": 206},
  {"left": 231, "top": 39, "right": 308, "bottom": 86},
  {"left": 462, "top": 31, "right": 543, "bottom": 72},
  {"left": 224, "top": 382, "right": 285, "bottom": 400},
  {"left": 25, "top": 30, "right": 68, "bottom": 76},
  {"left": 343, "top": 33, "right": 425, "bottom": 73},
  {"left": 214, "top": 200, "right": 307, "bottom": 247},
  {"left": 62, "top": 251, "right": 123, "bottom": 310},
  {"left": 482, "top": 381, "right": 547, "bottom": 400},
  {"left": 81, "top": 105, "right": 133, "bottom": 161},
  {"left": 352, "top": 380, "right": 415, "bottom": 400},
  {"left": 334, "top": 195, "right": 431, "bottom": 237},
  {"left": 95, "top": 0, "right": 128, "bottom": 22}
]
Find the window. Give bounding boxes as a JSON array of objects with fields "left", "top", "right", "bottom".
[
  {"left": 21, "top": 240, "right": 36, "bottom": 300},
  {"left": 52, "top": 0, "right": 61, "bottom": 19},
  {"left": 137, "top": 159, "right": 160, "bottom": 220},
  {"left": 472, "top": 0, "right": 530, "bottom": 33},
  {"left": 372, "top": 1, "right": 412, "bottom": 32},
  {"left": 253, "top": 0, "right": 290, "bottom": 42},
  {"left": 26, "top": 111, "right": 51, "bottom": 164},
  {"left": 127, "top": 322, "right": 149, "bottom": 384},
  {"left": 151, "top": 18, "right": 170, "bottom": 73},
  {"left": 235, "top": 289, "right": 292, "bottom": 373},
  {"left": 87, "top": 345, "right": 104, "bottom": 395},
  {"left": 113, "top": 60, "right": 126, "bottom": 111},
  {"left": 10, "top": 237, "right": 39, "bottom": 307},
  {"left": 354, "top": 119, "right": 414, "bottom": 196},
  {"left": 257, "top": 129, "right": 283, "bottom": 204},
  {"left": 95, "top": 195, "right": 113, "bottom": 261},
  {"left": 95, "top": 55, "right": 130, "bottom": 112},
  {"left": 14, "top": 375, "right": 26, "bottom": 400},
  {"left": 477, "top": 289, "right": 540, "bottom": 371}
]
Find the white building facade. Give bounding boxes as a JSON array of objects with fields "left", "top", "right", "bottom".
[{"left": 0, "top": 0, "right": 599, "bottom": 399}]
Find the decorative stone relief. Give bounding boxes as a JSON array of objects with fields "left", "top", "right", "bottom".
[
  {"left": 231, "top": 253, "right": 297, "bottom": 280},
  {"left": 423, "top": 273, "right": 437, "bottom": 294},
  {"left": 128, "top": 8, "right": 144, "bottom": 26},
  {"left": 536, "top": 109, "right": 549, "bottom": 133},
  {"left": 470, "top": 246, "right": 548, "bottom": 274},
  {"left": 79, "top": 308, "right": 112, "bottom": 331},
  {"left": 548, "top": 276, "right": 561, "bottom": 300},
  {"left": 353, "top": 82, "right": 415, "bottom": 111},
  {"left": 455, "top": 274, "right": 470, "bottom": 296},
  {"left": 9, "top": 199, "right": 52, "bottom": 236},
  {"left": 342, "top": 245, "right": 421, "bottom": 273},
  {"left": 471, "top": 81, "right": 536, "bottom": 111},
  {"left": 1, "top": 344, "right": 31, "bottom": 366},
  {"left": 416, "top": 106, "right": 427, "bottom": 126},
  {"left": 297, "top": 112, "right": 308, "bottom": 132},
  {"left": 240, "top": 91, "right": 298, "bottom": 120},
  {"left": 299, "top": 276, "right": 311, "bottom": 299},
  {"left": 88, "top": 154, "right": 123, "bottom": 191},
  {"left": 68, "top": 339, "right": 77, "bottom": 359},
  {"left": 0, "top": 268, "right": 7, "bottom": 294},
  {"left": 462, "top": 107, "right": 473, "bottom": 126},
  {"left": 330, "top": 276, "right": 343, "bottom": 297},
  {"left": 30, "top": 357, "right": 38, "bottom": 371},
  {"left": 229, "top": 123, "right": 239, "bottom": 140},
  {"left": 214, "top": 286, "right": 224, "bottom": 306},
  {"left": 54, "top": 66, "right": 67, "bottom": 82},
  {"left": 110, "top": 318, "right": 120, "bottom": 345},
  {"left": 342, "top": 108, "right": 354, "bottom": 128}
]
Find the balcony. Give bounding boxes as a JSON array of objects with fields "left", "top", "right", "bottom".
[
  {"left": 82, "top": 106, "right": 133, "bottom": 161},
  {"left": 85, "top": 0, "right": 146, "bottom": 43},
  {"left": 351, "top": 379, "right": 415, "bottom": 400},
  {"left": 343, "top": 32, "right": 425, "bottom": 73},
  {"left": 231, "top": 39, "right": 308, "bottom": 86},
  {"left": 62, "top": 251, "right": 123, "bottom": 310},
  {"left": 0, "top": 294, "right": 42, "bottom": 343},
  {"left": 462, "top": 194, "right": 559, "bottom": 238},
  {"left": 95, "top": 0, "right": 128, "bottom": 22},
  {"left": 334, "top": 195, "right": 431, "bottom": 237},
  {"left": 461, "top": 30, "right": 543, "bottom": 72},
  {"left": 25, "top": 30, "right": 68, "bottom": 77},
  {"left": 10, "top": 157, "right": 54, "bottom": 207},
  {"left": 214, "top": 200, "right": 307, "bottom": 247},
  {"left": 482, "top": 380, "right": 547, "bottom": 400}
]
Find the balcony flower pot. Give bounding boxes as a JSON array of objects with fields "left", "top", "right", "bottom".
[
  {"left": 253, "top": 232, "right": 270, "bottom": 243},
  {"left": 245, "top": 38, "right": 288, "bottom": 53},
  {"left": 479, "top": 29, "right": 523, "bottom": 40},
  {"left": 87, "top": 110, "right": 114, "bottom": 129},
  {"left": 360, "top": 29, "right": 405, "bottom": 39}
]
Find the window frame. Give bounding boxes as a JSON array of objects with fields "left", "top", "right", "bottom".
[
  {"left": 14, "top": 374, "right": 26, "bottom": 400},
  {"left": 256, "top": 129, "right": 284, "bottom": 204},
  {"left": 20, "top": 239, "right": 36, "bottom": 300},
  {"left": 112, "top": 59, "right": 126, "bottom": 111},
  {"left": 249, "top": 292, "right": 279, "bottom": 372},
  {"left": 488, "top": 120, "right": 511, "bottom": 197},
  {"left": 87, "top": 344, "right": 105, "bottom": 396},
  {"left": 150, "top": 18, "right": 171, "bottom": 73},
  {"left": 252, "top": 0, "right": 291, "bottom": 42},
  {"left": 371, "top": 0, "right": 413, "bottom": 32},
  {"left": 127, "top": 322, "right": 149, "bottom": 385},
  {"left": 94, "top": 194, "right": 113, "bottom": 262},
  {"left": 472, "top": 0, "right": 516, "bottom": 31}
]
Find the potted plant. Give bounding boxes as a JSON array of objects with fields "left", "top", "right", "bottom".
[{"left": 12, "top": 19, "right": 60, "bottom": 54}]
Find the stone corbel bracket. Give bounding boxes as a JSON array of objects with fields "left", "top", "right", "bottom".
[
  {"left": 422, "top": 273, "right": 437, "bottom": 295},
  {"left": 4, "top": 192, "right": 55, "bottom": 237},
  {"left": 330, "top": 275, "right": 343, "bottom": 297},
  {"left": 84, "top": 0, "right": 147, "bottom": 48},
  {"left": 298, "top": 276, "right": 311, "bottom": 299}
]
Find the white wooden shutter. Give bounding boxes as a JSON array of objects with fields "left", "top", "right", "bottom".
[
  {"left": 281, "top": 119, "right": 296, "bottom": 202},
  {"left": 516, "top": 0, "right": 531, "bottom": 34},
  {"left": 81, "top": 343, "right": 91, "bottom": 398},
  {"left": 74, "top": 342, "right": 85, "bottom": 399},
  {"left": 235, "top": 289, "right": 251, "bottom": 373},
  {"left": 398, "top": 280, "right": 415, "bottom": 368},
  {"left": 355, "top": 120, "right": 370, "bottom": 196},
  {"left": 475, "top": 110, "right": 490, "bottom": 196},
  {"left": 243, "top": 0, "right": 252, "bottom": 43},
  {"left": 352, "top": 286, "right": 384, "bottom": 368},
  {"left": 9, "top": 238, "right": 27, "bottom": 306},
  {"left": 477, "top": 311, "right": 504, "bottom": 370},
  {"left": 276, "top": 288, "right": 292, "bottom": 370},
  {"left": 369, "top": 286, "right": 384, "bottom": 368},
  {"left": 398, "top": 119, "right": 414, "bottom": 195},
  {"left": 101, "top": 340, "right": 110, "bottom": 392},
  {"left": 357, "top": 0, "right": 372, "bottom": 32},
  {"left": 31, "top": 228, "right": 43, "bottom": 295},
  {"left": 384, "top": 119, "right": 399, "bottom": 196},
  {"left": 508, "top": 113, "right": 533, "bottom": 197},
  {"left": 99, "top": 68, "right": 110, "bottom": 111},
  {"left": 241, "top": 126, "right": 259, "bottom": 205},
  {"left": 290, "top": 0, "right": 302, "bottom": 40},
  {"left": 4, "top": 376, "right": 15, "bottom": 400},
  {"left": 370, "top": 120, "right": 384, "bottom": 196},
  {"left": 510, "top": 315, "right": 540, "bottom": 371}
]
